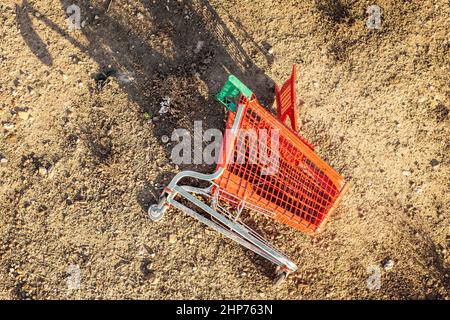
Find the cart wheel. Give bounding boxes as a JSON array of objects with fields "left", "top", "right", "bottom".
[
  {"left": 273, "top": 271, "right": 288, "bottom": 287},
  {"left": 148, "top": 204, "right": 166, "bottom": 221}
]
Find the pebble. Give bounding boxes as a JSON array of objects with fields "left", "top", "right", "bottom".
[
  {"left": 117, "top": 72, "right": 134, "bottom": 84},
  {"left": 145, "top": 262, "right": 154, "bottom": 271},
  {"left": 17, "top": 111, "right": 29, "bottom": 120},
  {"left": 383, "top": 259, "right": 394, "bottom": 271},
  {"left": 168, "top": 234, "right": 177, "bottom": 244},
  {"left": 430, "top": 159, "right": 439, "bottom": 169},
  {"left": 38, "top": 167, "right": 48, "bottom": 176},
  {"left": 148, "top": 274, "right": 159, "bottom": 285},
  {"left": 194, "top": 41, "right": 204, "bottom": 54},
  {"left": 3, "top": 123, "right": 14, "bottom": 130},
  {"left": 0, "top": 158, "right": 7, "bottom": 164},
  {"left": 137, "top": 12, "right": 144, "bottom": 19},
  {"left": 158, "top": 96, "right": 171, "bottom": 114},
  {"left": 402, "top": 170, "right": 411, "bottom": 176}
]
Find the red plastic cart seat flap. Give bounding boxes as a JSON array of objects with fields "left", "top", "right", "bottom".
[
  {"left": 275, "top": 64, "right": 299, "bottom": 131},
  {"left": 275, "top": 64, "right": 314, "bottom": 151}
]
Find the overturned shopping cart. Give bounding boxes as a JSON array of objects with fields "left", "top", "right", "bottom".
[{"left": 148, "top": 65, "right": 349, "bottom": 284}]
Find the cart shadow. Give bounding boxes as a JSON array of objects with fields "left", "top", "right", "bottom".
[
  {"left": 17, "top": 0, "right": 280, "bottom": 281},
  {"left": 16, "top": 0, "right": 53, "bottom": 66}
]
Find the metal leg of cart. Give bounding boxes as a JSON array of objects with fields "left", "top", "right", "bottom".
[{"left": 148, "top": 168, "right": 298, "bottom": 284}]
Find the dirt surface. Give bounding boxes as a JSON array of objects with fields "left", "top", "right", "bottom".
[{"left": 0, "top": 0, "right": 449, "bottom": 299}]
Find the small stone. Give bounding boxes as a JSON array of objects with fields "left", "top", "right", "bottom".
[
  {"left": 34, "top": 12, "right": 41, "bottom": 18},
  {"left": 145, "top": 262, "right": 154, "bottom": 271},
  {"left": 194, "top": 40, "right": 204, "bottom": 54},
  {"left": 117, "top": 72, "right": 134, "bottom": 84},
  {"left": 402, "top": 170, "right": 411, "bottom": 176},
  {"left": 161, "top": 135, "right": 169, "bottom": 143},
  {"left": 268, "top": 48, "right": 274, "bottom": 54},
  {"left": 158, "top": 96, "right": 171, "bottom": 114},
  {"left": 136, "top": 12, "right": 144, "bottom": 19},
  {"left": 383, "top": 259, "right": 394, "bottom": 271},
  {"left": 3, "top": 123, "right": 14, "bottom": 130},
  {"left": 38, "top": 167, "right": 48, "bottom": 176},
  {"left": 430, "top": 159, "right": 440, "bottom": 169},
  {"left": 168, "top": 234, "right": 177, "bottom": 244},
  {"left": 0, "top": 158, "right": 7, "bottom": 164},
  {"left": 148, "top": 274, "right": 159, "bottom": 285},
  {"left": 17, "top": 111, "right": 29, "bottom": 120},
  {"left": 94, "top": 15, "right": 99, "bottom": 20}
]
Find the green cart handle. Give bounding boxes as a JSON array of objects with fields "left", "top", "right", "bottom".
[{"left": 215, "top": 75, "right": 253, "bottom": 112}]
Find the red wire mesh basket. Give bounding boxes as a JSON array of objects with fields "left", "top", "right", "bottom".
[{"left": 214, "top": 94, "right": 349, "bottom": 234}]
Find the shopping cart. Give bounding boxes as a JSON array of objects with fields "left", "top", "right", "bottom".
[{"left": 148, "top": 66, "right": 349, "bottom": 284}]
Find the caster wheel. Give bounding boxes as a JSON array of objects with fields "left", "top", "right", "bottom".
[
  {"left": 148, "top": 204, "right": 165, "bottom": 221},
  {"left": 273, "top": 271, "right": 288, "bottom": 287}
]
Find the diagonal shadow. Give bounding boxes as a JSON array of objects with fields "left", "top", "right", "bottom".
[
  {"left": 16, "top": 0, "right": 53, "bottom": 66},
  {"left": 17, "top": 0, "right": 281, "bottom": 282}
]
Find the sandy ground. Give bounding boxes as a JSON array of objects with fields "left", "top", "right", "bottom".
[{"left": 0, "top": 0, "right": 449, "bottom": 299}]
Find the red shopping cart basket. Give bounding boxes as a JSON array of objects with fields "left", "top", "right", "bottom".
[
  {"left": 148, "top": 66, "right": 349, "bottom": 284},
  {"left": 214, "top": 93, "right": 349, "bottom": 234}
]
